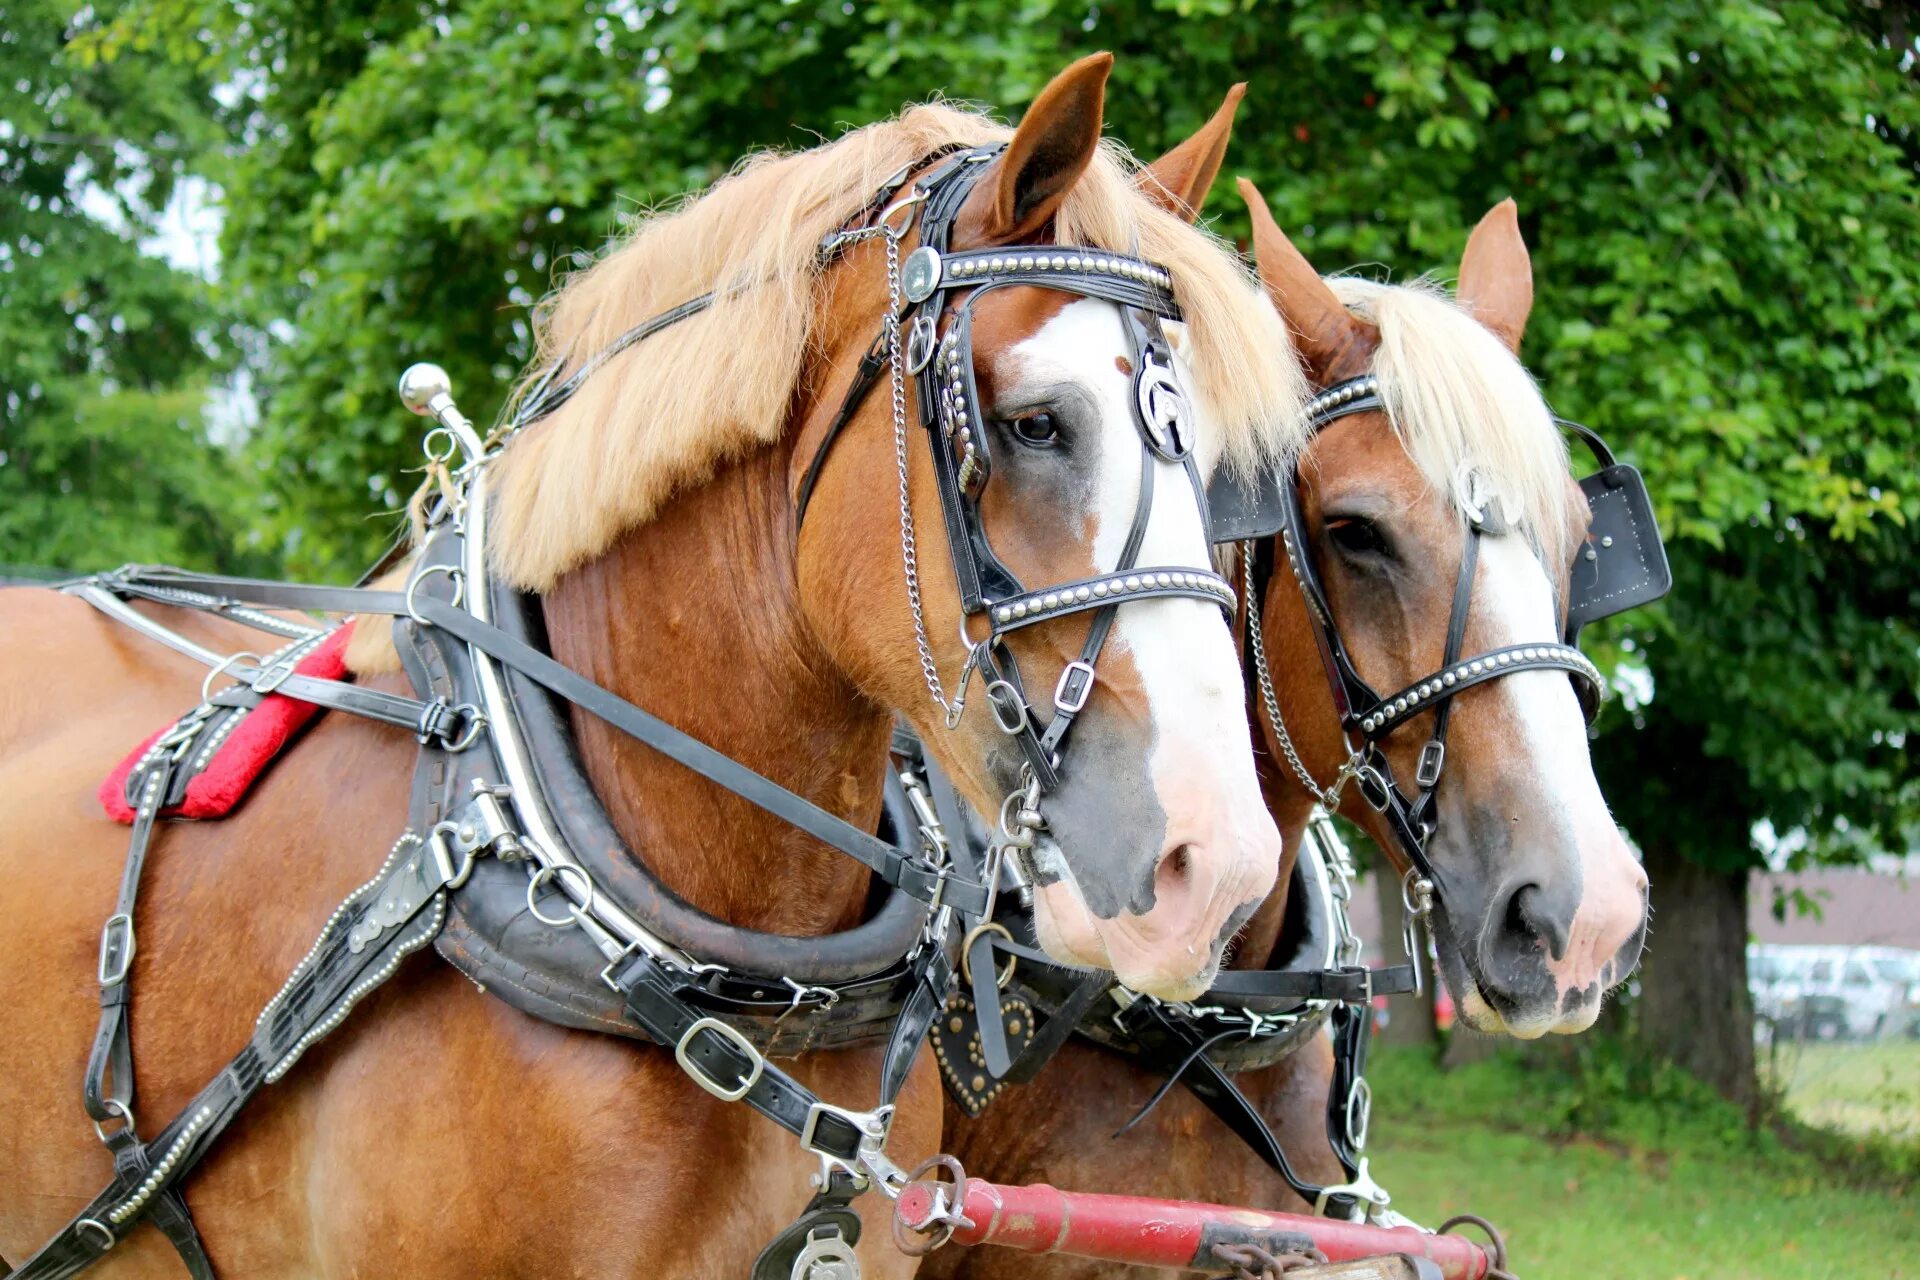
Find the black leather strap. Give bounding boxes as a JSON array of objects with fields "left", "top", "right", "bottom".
[
  {"left": 610, "top": 952, "right": 869, "bottom": 1160},
  {"left": 413, "top": 595, "right": 990, "bottom": 918},
  {"left": 1123, "top": 1000, "right": 1359, "bottom": 1219},
  {"left": 95, "top": 569, "right": 989, "bottom": 920}
]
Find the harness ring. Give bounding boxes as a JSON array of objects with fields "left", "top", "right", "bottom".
[
  {"left": 959, "top": 922, "right": 1018, "bottom": 990},
  {"left": 199, "top": 650, "right": 263, "bottom": 705},
  {"left": 403, "top": 563, "right": 465, "bottom": 624},
  {"left": 526, "top": 863, "right": 595, "bottom": 928}
]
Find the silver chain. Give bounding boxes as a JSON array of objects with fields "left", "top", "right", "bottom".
[
  {"left": 1240, "top": 541, "right": 1358, "bottom": 809},
  {"left": 882, "top": 204, "right": 976, "bottom": 730}
]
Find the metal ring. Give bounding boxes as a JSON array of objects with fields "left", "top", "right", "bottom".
[
  {"left": 878, "top": 188, "right": 927, "bottom": 240},
  {"left": 892, "top": 1153, "right": 972, "bottom": 1258},
  {"left": 421, "top": 426, "right": 460, "bottom": 465},
  {"left": 199, "top": 650, "right": 263, "bottom": 704},
  {"left": 959, "top": 922, "right": 1017, "bottom": 990},
  {"left": 89, "top": 1097, "right": 135, "bottom": 1146},
  {"left": 76, "top": 1218, "right": 115, "bottom": 1251},
  {"left": 440, "top": 703, "right": 486, "bottom": 752},
  {"left": 403, "top": 564, "right": 464, "bottom": 624},
  {"left": 1346, "top": 1075, "right": 1372, "bottom": 1151},
  {"left": 526, "top": 863, "right": 594, "bottom": 928}
]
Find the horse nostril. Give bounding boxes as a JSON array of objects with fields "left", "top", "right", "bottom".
[
  {"left": 1153, "top": 842, "right": 1198, "bottom": 904},
  {"left": 1506, "top": 883, "right": 1570, "bottom": 962}
]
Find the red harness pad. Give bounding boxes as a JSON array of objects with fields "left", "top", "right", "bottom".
[{"left": 99, "top": 624, "right": 356, "bottom": 823}]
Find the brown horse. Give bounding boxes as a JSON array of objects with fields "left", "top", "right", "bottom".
[
  {"left": 0, "top": 58, "right": 1305, "bottom": 1277},
  {"left": 926, "top": 189, "right": 1651, "bottom": 1277}
]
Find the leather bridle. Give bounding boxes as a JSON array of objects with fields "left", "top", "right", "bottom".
[
  {"left": 1236, "top": 374, "right": 1616, "bottom": 909},
  {"left": 799, "top": 145, "right": 1234, "bottom": 801}
]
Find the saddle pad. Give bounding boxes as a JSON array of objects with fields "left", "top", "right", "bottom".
[{"left": 98, "top": 623, "right": 355, "bottom": 824}]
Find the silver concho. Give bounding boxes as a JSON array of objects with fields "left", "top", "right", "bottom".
[
  {"left": 902, "top": 246, "right": 942, "bottom": 304},
  {"left": 1135, "top": 357, "right": 1190, "bottom": 460}
]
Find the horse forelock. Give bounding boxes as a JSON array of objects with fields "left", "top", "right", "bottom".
[
  {"left": 485, "top": 102, "right": 1305, "bottom": 593},
  {"left": 1324, "top": 276, "right": 1575, "bottom": 571}
]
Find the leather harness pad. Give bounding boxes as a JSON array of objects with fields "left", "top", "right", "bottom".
[
  {"left": 931, "top": 989, "right": 1034, "bottom": 1116},
  {"left": 99, "top": 627, "right": 349, "bottom": 823}
]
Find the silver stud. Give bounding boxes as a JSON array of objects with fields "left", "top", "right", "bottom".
[
  {"left": 1043, "top": 592, "right": 1060, "bottom": 609},
  {"left": 1067, "top": 255, "right": 1082, "bottom": 271},
  {"left": 1601, "top": 535, "right": 1614, "bottom": 548},
  {"left": 1443, "top": 672, "right": 1457, "bottom": 686},
  {"left": 1075, "top": 586, "right": 1093, "bottom": 602},
  {"left": 1093, "top": 582, "right": 1110, "bottom": 597},
  {"left": 1051, "top": 254, "right": 1067, "bottom": 270},
  {"left": 1155, "top": 572, "right": 1171, "bottom": 587},
  {"left": 1585, "top": 548, "right": 1599, "bottom": 561},
  {"left": 1470, "top": 660, "right": 1485, "bottom": 675},
  {"left": 996, "top": 607, "right": 1012, "bottom": 623},
  {"left": 1497, "top": 652, "right": 1512, "bottom": 665},
  {"left": 1125, "top": 576, "right": 1142, "bottom": 591}
]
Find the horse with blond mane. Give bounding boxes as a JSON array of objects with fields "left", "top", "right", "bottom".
[
  {"left": 0, "top": 56, "right": 1306, "bottom": 1278},
  {"left": 922, "top": 182, "right": 1666, "bottom": 1277}
]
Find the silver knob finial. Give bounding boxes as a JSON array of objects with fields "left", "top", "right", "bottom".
[{"left": 398, "top": 363, "right": 453, "bottom": 416}]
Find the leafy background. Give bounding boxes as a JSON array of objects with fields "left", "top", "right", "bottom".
[{"left": 5, "top": 0, "right": 1918, "bottom": 1100}]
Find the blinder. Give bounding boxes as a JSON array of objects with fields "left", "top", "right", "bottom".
[{"left": 1563, "top": 420, "right": 1671, "bottom": 638}]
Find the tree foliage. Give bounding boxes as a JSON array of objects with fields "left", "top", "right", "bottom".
[{"left": 0, "top": 1, "right": 269, "bottom": 575}]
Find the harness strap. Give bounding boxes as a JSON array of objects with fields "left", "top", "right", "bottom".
[
  {"left": 85, "top": 569, "right": 990, "bottom": 919},
  {"left": 13, "top": 828, "right": 461, "bottom": 1280},
  {"left": 1121, "top": 999, "right": 1362, "bottom": 1220}
]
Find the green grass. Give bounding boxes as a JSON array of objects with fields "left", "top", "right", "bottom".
[
  {"left": 1363, "top": 1046, "right": 1920, "bottom": 1280},
  {"left": 1767, "top": 1040, "right": 1920, "bottom": 1144}
]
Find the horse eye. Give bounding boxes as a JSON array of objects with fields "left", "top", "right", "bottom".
[
  {"left": 1327, "top": 517, "right": 1389, "bottom": 558},
  {"left": 1004, "top": 411, "right": 1061, "bottom": 449}
]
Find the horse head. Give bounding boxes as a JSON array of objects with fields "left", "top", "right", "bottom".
[{"left": 1236, "top": 183, "right": 1649, "bottom": 1036}]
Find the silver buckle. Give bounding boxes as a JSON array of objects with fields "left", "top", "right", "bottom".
[
  {"left": 674, "top": 1017, "right": 764, "bottom": 1102},
  {"left": 1415, "top": 740, "right": 1446, "bottom": 788},
  {"left": 98, "top": 914, "right": 135, "bottom": 987},
  {"left": 1052, "top": 660, "right": 1096, "bottom": 715},
  {"left": 801, "top": 1100, "right": 893, "bottom": 1189},
  {"left": 985, "top": 680, "right": 1029, "bottom": 735}
]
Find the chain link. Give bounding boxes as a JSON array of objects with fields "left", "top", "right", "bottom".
[
  {"left": 1241, "top": 542, "right": 1360, "bottom": 809},
  {"left": 883, "top": 212, "right": 973, "bottom": 729}
]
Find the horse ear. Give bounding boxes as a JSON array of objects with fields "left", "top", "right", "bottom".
[
  {"left": 1238, "top": 178, "right": 1374, "bottom": 378},
  {"left": 1138, "top": 83, "right": 1245, "bottom": 221},
  {"left": 1457, "top": 198, "right": 1533, "bottom": 354},
  {"left": 954, "top": 53, "right": 1112, "bottom": 247}
]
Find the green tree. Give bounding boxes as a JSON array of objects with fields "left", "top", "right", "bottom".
[
  {"left": 74, "top": 0, "right": 1920, "bottom": 1101},
  {"left": 0, "top": 1, "right": 267, "bottom": 576}
]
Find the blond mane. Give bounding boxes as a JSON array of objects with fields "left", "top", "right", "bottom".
[
  {"left": 487, "top": 101, "right": 1304, "bottom": 591},
  {"left": 1326, "top": 276, "right": 1573, "bottom": 565}
]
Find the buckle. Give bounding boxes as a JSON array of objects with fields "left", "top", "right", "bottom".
[
  {"left": 1052, "top": 660, "right": 1096, "bottom": 715},
  {"left": 802, "top": 1101, "right": 893, "bottom": 1190},
  {"left": 1355, "top": 764, "right": 1392, "bottom": 812},
  {"left": 98, "top": 913, "right": 135, "bottom": 987},
  {"left": 985, "top": 680, "right": 1030, "bottom": 735},
  {"left": 674, "top": 1017, "right": 764, "bottom": 1102},
  {"left": 1415, "top": 739, "right": 1446, "bottom": 789},
  {"left": 250, "top": 658, "right": 296, "bottom": 694}
]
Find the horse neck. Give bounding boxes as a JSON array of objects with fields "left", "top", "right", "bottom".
[{"left": 539, "top": 444, "right": 890, "bottom": 936}]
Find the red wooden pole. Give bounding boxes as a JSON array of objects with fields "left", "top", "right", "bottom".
[{"left": 896, "top": 1178, "right": 1493, "bottom": 1278}]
